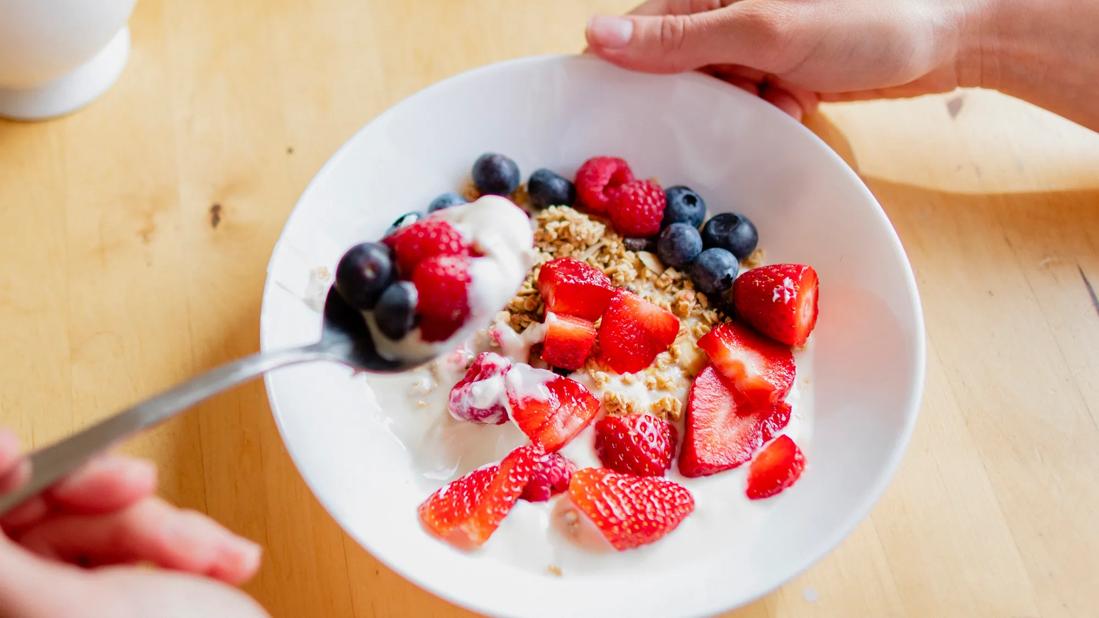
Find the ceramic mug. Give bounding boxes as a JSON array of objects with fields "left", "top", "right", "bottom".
[{"left": 0, "top": 0, "right": 136, "bottom": 120}]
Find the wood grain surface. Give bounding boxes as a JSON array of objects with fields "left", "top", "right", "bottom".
[{"left": 1, "top": 1, "right": 1097, "bottom": 616}]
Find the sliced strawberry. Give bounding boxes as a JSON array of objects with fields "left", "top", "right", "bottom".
[
  {"left": 598, "top": 290, "right": 679, "bottom": 374},
  {"left": 383, "top": 218, "right": 469, "bottom": 276},
  {"left": 568, "top": 468, "right": 694, "bottom": 550},
  {"left": 679, "top": 365, "right": 791, "bottom": 477},
  {"left": 594, "top": 414, "right": 677, "bottom": 477},
  {"left": 448, "top": 352, "right": 511, "bottom": 424},
  {"left": 536, "top": 257, "right": 615, "bottom": 321},
  {"left": 697, "top": 321, "right": 795, "bottom": 406},
  {"left": 505, "top": 364, "right": 599, "bottom": 452},
  {"left": 521, "top": 452, "right": 576, "bottom": 502},
  {"left": 418, "top": 444, "right": 540, "bottom": 548},
  {"left": 746, "top": 435, "right": 806, "bottom": 499},
  {"left": 540, "top": 312, "right": 597, "bottom": 370},
  {"left": 732, "top": 264, "right": 820, "bottom": 346}
]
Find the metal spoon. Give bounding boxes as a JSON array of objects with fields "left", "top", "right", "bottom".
[{"left": 0, "top": 288, "right": 411, "bottom": 515}]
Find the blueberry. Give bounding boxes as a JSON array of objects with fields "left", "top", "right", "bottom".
[
  {"left": 335, "top": 242, "right": 394, "bottom": 310},
  {"left": 384, "top": 210, "right": 425, "bottom": 237},
  {"left": 428, "top": 192, "right": 466, "bottom": 213},
  {"left": 527, "top": 169, "right": 576, "bottom": 209},
  {"left": 656, "top": 223, "right": 703, "bottom": 268},
  {"left": 662, "top": 186, "right": 707, "bottom": 229},
  {"left": 623, "top": 237, "right": 657, "bottom": 252},
  {"left": 472, "top": 153, "right": 520, "bottom": 196},
  {"left": 374, "top": 281, "right": 418, "bottom": 340},
  {"left": 701, "top": 212, "right": 758, "bottom": 259},
  {"left": 689, "top": 248, "right": 739, "bottom": 296}
]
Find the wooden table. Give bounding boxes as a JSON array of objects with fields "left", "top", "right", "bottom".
[{"left": 2, "top": 1, "right": 1097, "bottom": 616}]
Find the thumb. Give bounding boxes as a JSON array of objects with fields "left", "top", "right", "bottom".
[{"left": 586, "top": 5, "right": 788, "bottom": 74}]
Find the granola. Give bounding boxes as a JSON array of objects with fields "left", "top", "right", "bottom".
[{"left": 498, "top": 205, "right": 759, "bottom": 421}]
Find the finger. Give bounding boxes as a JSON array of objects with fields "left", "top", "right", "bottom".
[
  {"left": 704, "top": 63, "right": 766, "bottom": 83},
  {"left": 0, "top": 429, "right": 29, "bottom": 494},
  {"left": 1, "top": 496, "right": 49, "bottom": 534},
  {"left": 761, "top": 86, "right": 805, "bottom": 121},
  {"left": 586, "top": 2, "right": 797, "bottom": 74},
  {"left": 764, "top": 77, "right": 820, "bottom": 116},
  {"left": 0, "top": 532, "right": 94, "bottom": 617},
  {"left": 16, "top": 497, "right": 262, "bottom": 585},
  {"left": 46, "top": 455, "right": 157, "bottom": 515},
  {"left": 700, "top": 69, "right": 760, "bottom": 96}
]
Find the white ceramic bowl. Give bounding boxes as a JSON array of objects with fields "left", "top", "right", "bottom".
[{"left": 260, "top": 55, "right": 925, "bottom": 618}]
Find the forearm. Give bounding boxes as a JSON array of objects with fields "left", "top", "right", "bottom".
[{"left": 966, "top": 0, "right": 1099, "bottom": 130}]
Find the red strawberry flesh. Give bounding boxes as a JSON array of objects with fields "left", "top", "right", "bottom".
[
  {"left": 697, "top": 321, "right": 795, "bottom": 406},
  {"left": 417, "top": 444, "right": 540, "bottom": 548},
  {"left": 679, "top": 364, "right": 792, "bottom": 477},
  {"left": 537, "top": 257, "right": 615, "bottom": 321},
  {"left": 505, "top": 364, "right": 599, "bottom": 452},
  {"left": 594, "top": 414, "right": 677, "bottom": 477},
  {"left": 731, "top": 264, "right": 820, "bottom": 346},
  {"left": 598, "top": 290, "right": 679, "bottom": 374},
  {"left": 746, "top": 435, "right": 806, "bottom": 499},
  {"left": 567, "top": 468, "right": 694, "bottom": 550},
  {"left": 540, "top": 312, "right": 597, "bottom": 370}
]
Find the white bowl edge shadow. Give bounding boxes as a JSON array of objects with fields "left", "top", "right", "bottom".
[{"left": 259, "top": 54, "right": 926, "bottom": 618}]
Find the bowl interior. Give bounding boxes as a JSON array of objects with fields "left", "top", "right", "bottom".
[{"left": 260, "top": 55, "right": 924, "bottom": 618}]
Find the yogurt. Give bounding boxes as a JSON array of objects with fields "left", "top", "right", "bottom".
[
  {"left": 365, "top": 332, "right": 816, "bottom": 576},
  {"left": 366, "top": 195, "right": 535, "bottom": 364}
]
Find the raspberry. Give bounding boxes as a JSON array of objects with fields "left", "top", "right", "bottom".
[
  {"left": 383, "top": 218, "right": 469, "bottom": 276},
  {"left": 412, "top": 255, "right": 471, "bottom": 341},
  {"left": 608, "top": 180, "right": 666, "bottom": 237},
  {"left": 521, "top": 452, "right": 575, "bottom": 502},
  {"left": 574, "top": 157, "right": 634, "bottom": 214}
]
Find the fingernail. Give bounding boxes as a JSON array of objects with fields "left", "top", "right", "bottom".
[
  {"left": 224, "top": 536, "right": 263, "bottom": 574},
  {"left": 587, "top": 16, "right": 633, "bottom": 49}
]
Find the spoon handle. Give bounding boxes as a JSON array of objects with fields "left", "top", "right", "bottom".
[{"left": 0, "top": 342, "right": 333, "bottom": 516}]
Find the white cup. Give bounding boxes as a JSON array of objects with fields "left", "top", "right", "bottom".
[{"left": 0, "top": 0, "right": 136, "bottom": 120}]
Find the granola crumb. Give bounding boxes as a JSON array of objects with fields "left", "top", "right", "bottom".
[
  {"left": 547, "top": 565, "right": 563, "bottom": 577},
  {"left": 744, "top": 247, "right": 765, "bottom": 269}
]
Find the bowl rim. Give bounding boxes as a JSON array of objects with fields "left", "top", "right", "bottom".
[{"left": 259, "top": 53, "right": 927, "bottom": 617}]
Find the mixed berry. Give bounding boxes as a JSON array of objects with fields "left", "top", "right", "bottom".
[{"left": 336, "top": 152, "right": 822, "bottom": 552}]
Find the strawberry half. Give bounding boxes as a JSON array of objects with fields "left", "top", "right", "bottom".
[
  {"left": 448, "top": 352, "right": 511, "bottom": 424},
  {"left": 679, "top": 364, "right": 792, "bottom": 478},
  {"left": 418, "top": 444, "right": 540, "bottom": 548},
  {"left": 598, "top": 290, "right": 680, "bottom": 374},
  {"left": 505, "top": 364, "right": 599, "bottom": 452},
  {"left": 697, "top": 321, "right": 795, "bottom": 406},
  {"left": 540, "top": 312, "right": 597, "bottom": 370},
  {"left": 536, "top": 257, "right": 615, "bottom": 321},
  {"left": 594, "top": 414, "right": 677, "bottom": 477},
  {"left": 746, "top": 435, "right": 806, "bottom": 499},
  {"left": 732, "top": 264, "right": 820, "bottom": 346},
  {"left": 568, "top": 468, "right": 694, "bottom": 550}
]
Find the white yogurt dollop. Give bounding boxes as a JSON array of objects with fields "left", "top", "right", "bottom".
[{"left": 367, "top": 196, "right": 534, "bottom": 364}]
